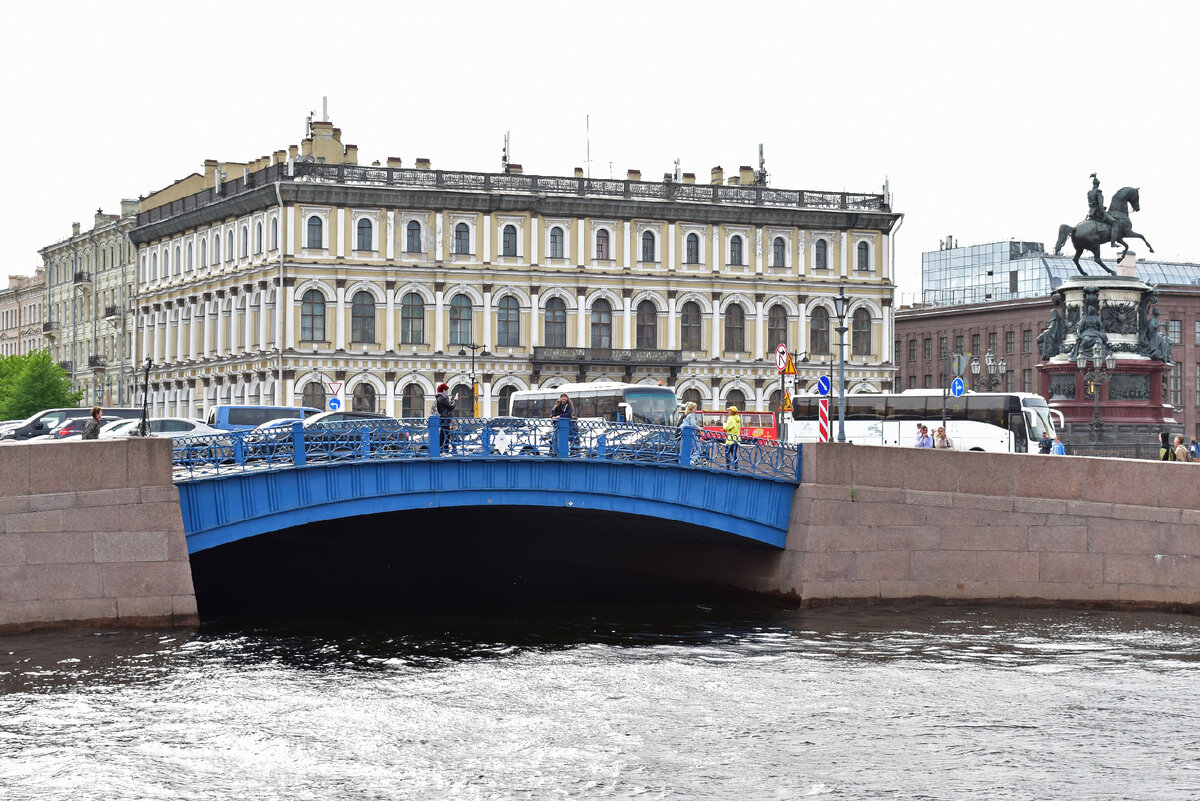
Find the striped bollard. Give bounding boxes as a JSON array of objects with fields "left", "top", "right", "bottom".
[{"left": 818, "top": 397, "right": 830, "bottom": 443}]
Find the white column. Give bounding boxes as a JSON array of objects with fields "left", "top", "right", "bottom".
[
  {"left": 215, "top": 298, "right": 227, "bottom": 356},
  {"left": 711, "top": 227, "right": 720, "bottom": 273},
  {"left": 710, "top": 302, "right": 720, "bottom": 359},
  {"left": 840, "top": 232, "right": 848, "bottom": 278},
  {"left": 481, "top": 380, "right": 492, "bottom": 417},
  {"left": 622, "top": 295, "right": 632, "bottom": 349},
  {"left": 339, "top": 209, "right": 349, "bottom": 260},
  {"left": 624, "top": 221, "right": 633, "bottom": 267},
  {"left": 150, "top": 310, "right": 161, "bottom": 364},
  {"left": 335, "top": 284, "right": 346, "bottom": 350},
  {"left": 176, "top": 308, "right": 187, "bottom": 362},
  {"left": 576, "top": 293, "right": 587, "bottom": 347},
  {"left": 530, "top": 217, "right": 539, "bottom": 264},
  {"left": 481, "top": 290, "right": 492, "bottom": 349},
  {"left": 229, "top": 296, "right": 240, "bottom": 355},
  {"left": 434, "top": 289, "right": 444, "bottom": 352},
  {"left": 577, "top": 219, "right": 585, "bottom": 264},
  {"left": 755, "top": 227, "right": 763, "bottom": 275},
  {"left": 667, "top": 222, "right": 675, "bottom": 270},
  {"left": 881, "top": 234, "right": 890, "bottom": 282},
  {"left": 667, "top": 296, "right": 677, "bottom": 350},
  {"left": 243, "top": 294, "right": 254, "bottom": 353},
  {"left": 260, "top": 290, "right": 270, "bottom": 350},
  {"left": 436, "top": 213, "right": 445, "bottom": 261},
  {"left": 755, "top": 299, "right": 765, "bottom": 359},
  {"left": 189, "top": 303, "right": 199, "bottom": 362},
  {"left": 284, "top": 374, "right": 295, "bottom": 407},
  {"left": 482, "top": 215, "right": 490, "bottom": 262},
  {"left": 529, "top": 291, "right": 540, "bottom": 348},
  {"left": 385, "top": 287, "right": 395, "bottom": 351},
  {"left": 203, "top": 299, "right": 215, "bottom": 358},
  {"left": 385, "top": 211, "right": 395, "bottom": 260}
]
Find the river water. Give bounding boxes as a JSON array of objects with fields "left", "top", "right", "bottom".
[{"left": 2, "top": 602, "right": 1199, "bottom": 800}]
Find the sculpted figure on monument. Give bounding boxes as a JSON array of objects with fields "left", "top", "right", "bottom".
[
  {"left": 1036, "top": 300, "right": 1066, "bottom": 361},
  {"left": 1070, "top": 298, "right": 1109, "bottom": 362},
  {"left": 1141, "top": 306, "right": 1175, "bottom": 364},
  {"left": 1054, "top": 176, "right": 1154, "bottom": 274}
]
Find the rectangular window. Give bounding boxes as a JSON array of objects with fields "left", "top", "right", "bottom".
[
  {"left": 972, "top": 333, "right": 981, "bottom": 356},
  {"left": 894, "top": 340, "right": 901, "bottom": 362},
  {"left": 908, "top": 340, "right": 917, "bottom": 362},
  {"left": 923, "top": 338, "right": 932, "bottom": 360},
  {"left": 988, "top": 332, "right": 997, "bottom": 353},
  {"left": 1023, "top": 368, "right": 1033, "bottom": 393},
  {"left": 1170, "top": 362, "right": 1182, "bottom": 406},
  {"left": 938, "top": 337, "right": 947, "bottom": 358},
  {"left": 1023, "top": 330, "right": 1033, "bottom": 353},
  {"left": 923, "top": 374, "right": 932, "bottom": 389},
  {"left": 954, "top": 335, "right": 963, "bottom": 353},
  {"left": 1195, "top": 321, "right": 1200, "bottom": 347},
  {"left": 908, "top": 375, "right": 916, "bottom": 389},
  {"left": 1005, "top": 331, "right": 1015, "bottom": 354},
  {"left": 1169, "top": 319, "right": 1182, "bottom": 345}
]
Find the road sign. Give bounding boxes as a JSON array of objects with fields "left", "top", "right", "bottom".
[
  {"left": 774, "top": 344, "right": 788, "bottom": 371},
  {"left": 818, "top": 397, "right": 830, "bottom": 442},
  {"left": 952, "top": 354, "right": 970, "bottom": 378},
  {"left": 329, "top": 397, "right": 341, "bottom": 411},
  {"left": 951, "top": 377, "right": 965, "bottom": 397},
  {"left": 817, "top": 375, "right": 831, "bottom": 396},
  {"left": 783, "top": 354, "right": 797, "bottom": 375},
  {"left": 782, "top": 394, "right": 793, "bottom": 412},
  {"left": 327, "top": 381, "right": 343, "bottom": 396}
]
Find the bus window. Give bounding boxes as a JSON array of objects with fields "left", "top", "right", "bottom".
[
  {"left": 624, "top": 388, "right": 676, "bottom": 425},
  {"left": 576, "top": 393, "right": 598, "bottom": 418},
  {"left": 596, "top": 395, "right": 618, "bottom": 421}
]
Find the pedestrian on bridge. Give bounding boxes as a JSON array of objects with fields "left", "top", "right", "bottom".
[
  {"left": 435, "top": 383, "right": 457, "bottom": 453},
  {"left": 723, "top": 406, "right": 741, "bottom": 469}
]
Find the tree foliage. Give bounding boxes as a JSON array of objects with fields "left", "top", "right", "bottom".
[{"left": 0, "top": 351, "right": 84, "bottom": 421}]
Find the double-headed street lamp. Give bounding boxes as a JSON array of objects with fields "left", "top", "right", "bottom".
[
  {"left": 1077, "top": 341, "right": 1117, "bottom": 442},
  {"left": 457, "top": 342, "right": 487, "bottom": 416},
  {"left": 970, "top": 349, "right": 1007, "bottom": 391},
  {"left": 833, "top": 285, "right": 849, "bottom": 443}
]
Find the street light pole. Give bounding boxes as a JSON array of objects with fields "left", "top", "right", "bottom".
[
  {"left": 833, "top": 285, "right": 848, "bottom": 443},
  {"left": 970, "top": 348, "right": 1006, "bottom": 392},
  {"left": 457, "top": 342, "right": 485, "bottom": 416},
  {"left": 1078, "top": 342, "right": 1117, "bottom": 443},
  {"left": 137, "top": 357, "right": 152, "bottom": 437}
]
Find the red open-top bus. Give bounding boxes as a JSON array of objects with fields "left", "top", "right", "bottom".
[{"left": 699, "top": 410, "right": 777, "bottom": 440}]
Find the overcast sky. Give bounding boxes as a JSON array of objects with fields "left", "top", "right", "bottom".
[{"left": 4, "top": 0, "right": 1197, "bottom": 303}]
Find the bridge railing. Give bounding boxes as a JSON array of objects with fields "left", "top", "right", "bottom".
[{"left": 170, "top": 417, "right": 802, "bottom": 484}]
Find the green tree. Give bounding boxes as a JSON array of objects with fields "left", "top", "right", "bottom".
[{"left": 0, "top": 351, "right": 84, "bottom": 421}]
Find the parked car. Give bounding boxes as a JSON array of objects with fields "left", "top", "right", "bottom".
[
  {"left": 95, "top": 417, "right": 225, "bottom": 439},
  {"left": 205, "top": 405, "right": 321, "bottom": 432},
  {"left": 31, "top": 415, "right": 121, "bottom": 441},
  {"left": 0, "top": 407, "right": 142, "bottom": 441},
  {"left": 301, "top": 410, "right": 424, "bottom": 459}
]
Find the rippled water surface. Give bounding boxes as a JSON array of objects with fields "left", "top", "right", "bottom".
[{"left": 2, "top": 603, "right": 1200, "bottom": 800}]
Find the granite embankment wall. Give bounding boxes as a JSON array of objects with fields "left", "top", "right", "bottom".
[
  {"left": 0, "top": 438, "right": 197, "bottom": 635},
  {"left": 778, "top": 443, "right": 1200, "bottom": 609}
]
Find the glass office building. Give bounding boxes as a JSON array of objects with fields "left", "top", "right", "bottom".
[{"left": 922, "top": 240, "right": 1200, "bottom": 307}]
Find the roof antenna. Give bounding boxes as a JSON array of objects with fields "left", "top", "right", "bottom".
[
  {"left": 502, "top": 131, "right": 510, "bottom": 173},
  {"left": 755, "top": 144, "right": 768, "bottom": 186},
  {"left": 306, "top": 110, "right": 314, "bottom": 139}
]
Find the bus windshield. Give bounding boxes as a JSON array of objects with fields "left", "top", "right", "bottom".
[
  {"left": 1023, "top": 398, "right": 1056, "bottom": 441},
  {"left": 624, "top": 388, "right": 677, "bottom": 425}
]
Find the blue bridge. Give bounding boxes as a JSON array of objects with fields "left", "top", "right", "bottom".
[{"left": 171, "top": 417, "right": 802, "bottom": 555}]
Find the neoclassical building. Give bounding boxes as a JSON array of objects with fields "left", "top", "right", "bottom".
[
  {"left": 127, "top": 120, "right": 902, "bottom": 419},
  {"left": 0, "top": 269, "right": 46, "bottom": 358}
]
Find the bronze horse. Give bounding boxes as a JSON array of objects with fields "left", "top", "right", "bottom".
[{"left": 1054, "top": 186, "right": 1154, "bottom": 275}]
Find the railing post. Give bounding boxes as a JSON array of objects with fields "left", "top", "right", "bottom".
[
  {"left": 291, "top": 422, "right": 306, "bottom": 467},
  {"left": 554, "top": 416, "right": 570, "bottom": 457},
  {"left": 795, "top": 443, "right": 803, "bottom": 482},
  {"left": 679, "top": 427, "right": 695, "bottom": 466},
  {"left": 358, "top": 429, "right": 370, "bottom": 459},
  {"left": 429, "top": 416, "right": 441, "bottom": 457},
  {"left": 233, "top": 433, "right": 247, "bottom": 466},
  {"left": 481, "top": 425, "right": 492, "bottom": 455}
]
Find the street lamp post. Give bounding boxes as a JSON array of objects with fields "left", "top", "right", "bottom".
[
  {"left": 137, "top": 357, "right": 152, "bottom": 437},
  {"left": 1077, "top": 342, "right": 1117, "bottom": 443},
  {"left": 457, "top": 342, "right": 486, "bottom": 417},
  {"left": 970, "top": 349, "right": 1007, "bottom": 392},
  {"left": 832, "top": 285, "right": 848, "bottom": 443}
]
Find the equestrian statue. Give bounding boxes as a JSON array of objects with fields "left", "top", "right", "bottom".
[{"left": 1053, "top": 174, "right": 1154, "bottom": 275}]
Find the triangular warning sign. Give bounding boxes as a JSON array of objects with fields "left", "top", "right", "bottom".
[
  {"left": 782, "top": 394, "right": 793, "bottom": 412},
  {"left": 783, "top": 354, "right": 797, "bottom": 375}
]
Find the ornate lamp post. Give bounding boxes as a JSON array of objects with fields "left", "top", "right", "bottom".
[
  {"left": 833, "top": 285, "right": 849, "bottom": 443},
  {"left": 970, "top": 349, "right": 1007, "bottom": 391},
  {"left": 137, "top": 357, "right": 152, "bottom": 437},
  {"left": 457, "top": 342, "right": 487, "bottom": 417},
  {"left": 1077, "top": 341, "right": 1117, "bottom": 442}
]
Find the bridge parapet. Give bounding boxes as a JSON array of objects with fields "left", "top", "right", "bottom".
[{"left": 170, "top": 417, "right": 801, "bottom": 485}]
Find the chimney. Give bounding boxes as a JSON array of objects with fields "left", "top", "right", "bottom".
[
  {"left": 682, "top": 172, "right": 696, "bottom": 184},
  {"left": 386, "top": 157, "right": 404, "bottom": 168},
  {"left": 627, "top": 169, "right": 641, "bottom": 181},
  {"left": 574, "top": 167, "right": 584, "bottom": 178},
  {"left": 72, "top": 222, "right": 81, "bottom": 236},
  {"left": 739, "top": 165, "right": 755, "bottom": 185},
  {"left": 508, "top": 163, "right": 523, "bottom": 174},
  {"left": 415, "top": 158, "right": 431, "bottom": 170},
  {"left": 288, "top": 145, "right": 299, "bottom": 160},
  {"left": 344, "top": 144, "right": 358, "bottom": 163},
  {"left": 120, "top": 199, "right": 139, "bottom": 217},
  {"left": 710, "top": 166, "right": 724, "bottom": 185},
  {"left": 272, "top": 149, "right": 286, "bottom": 165}
]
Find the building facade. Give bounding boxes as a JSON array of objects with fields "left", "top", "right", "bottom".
[
  {"left": 0, "top": 269, "right": 45, "bottom": 358},
  {"left": 897, "top": 239, "right": 1200, "bottom": 440},
  {"left": 40, "top": 205, "right": 140, "bottom": 406},
  {"left": 124, "top": 120, "right": 902, "bottom": 420}
]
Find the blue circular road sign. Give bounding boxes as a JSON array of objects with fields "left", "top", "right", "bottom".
[
  {"left": 817, "top": 375, "right": 831, "bottom": 396},
  {"left": 951, "top": 377, "right": 965, "bottom": 397},
  {"left": 329, "top": 397, "right": 342, "bottom": 411}
]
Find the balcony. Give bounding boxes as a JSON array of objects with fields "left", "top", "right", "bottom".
[
  {"left": 87, "top": 355, "right": 107, "bottom": 370},
  {"left": 531, "top": 346, "right": 683, "bottom": 381},
  {"left": 73, "top": 271, "right": 92, "bottom": 286},
  {"left": 104, "top": 305, "right": 119, "bottom": 319},
  {"left": 43, "top": 321, "right": 60, "bottom": 334},
  {"left": 58, "top": 361, "right": 73, "bottom": 373}
]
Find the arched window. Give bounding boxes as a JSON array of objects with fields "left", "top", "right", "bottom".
[
  {"left": 595, "top": 229, "right": 610, "bottom": 260},
  {"left": 406, "top": 220, "right": 421, "bottom": 253},
  {"left": 307, "top": 216, "right": 323, "bottom": 249},
  {"left": 240, "top": 226, "right": 248, "bottom": 258},
  {"left": 454, "top": 222, "right": 470, "bottom": 255},
  {"left": 173, "top": 246, "right": 181, "bottom": 275},
  {"left": 161, "top": 248, "right": 169, "bottom": 276},
  {"left": 635, "top": 300, "right": 657, "bottom": 349},
  {"left": 186, "top": 242, "right": 193, "bottom": 271},
  {"left": 352, "top": 383, "right": 376, "bottom": 413},
  {"left": 213, "top": 233, "right": 221, "bottom": 263},
  {"left": 768, "top": 389, "right": 782, "bottom": 414},
  {"left": 357, "top": 219, "right": 373, "bottom": 252},
  {"left": 226, "top": 232, "right": 234, "bottom": 261},
  {"left": 544, "top": 297, "right": 567, "bottom": 348},
  {"left": 351, "top": 291, "right": 375, "bottom": 343},
  {"left": 686, "top": 233, "right": 700, "bottom": 264},
  {"left": 641, "top": 231, "right": 655, "bottom": 263},
  {"left": 496, "top": 385, "right": 515, "bottom": 416},
  {"left": 725, "top": 388, "right": 747, "bottom": 412},
  {"left": 681, "top": 387, "right": 702, "bottom": 409},
  {"left": 680, "top": 301, "right": 702, "bottom": 351},
  {"left": 301, "top": 289, "right": 326, "bottom": 342},
  {"left": 768, "top": 304, "right": 787, "bottom": 351},
  {"left": 270, "top": 218, "right": 278, "bottom": 250},
  {"left": 773, "top": 237, "right": 786, "bottom": 267},
  {"left": 496, "top": 295, "right": 519, "bottom": 347},
  {"left": 151, "top": 252, "right": 158, "bottom": 279},
  {"left": 502, "top": 224, "right": 517, "bottom": 257},
  {"left": 199, "top": 238, "right": 207, "bottom": 268},
  {"left": 851, "top": 308, "right": 872, "bottom": 355},
  {"left": 724, "top": 304, "right": 745, "bottom": 352},
  {"left": 449, "top": 293, "right": 472, "bottom": 345},
  {"left": 401, "top": 383, "right": 425, "bottom": 418},
  {"left": 590, "top": 298, "right": 612, "bottom": 348},
  {"left": 730, "top": 235, "right": 743, "bottom": 266},
  {"left": 451, "top": 384, "right": 473, "bottom": 418},
  {"left": 857, "top": 241, "right": 870, "bottom": 271},
  {"left": 400, "top": 292, "right": 424, "bottom": 344},
  {"left": 255, "top": 222, "right": 263, "bottom": 254},
  {"left": 815, "top": 239, "right": 828, "bottom": 270},
  {"left": 549, "top": 226, "right": 564, "bottom": 259},
  {"left": 302, "top": 381, "right": 326, "bottom": 410},
  {"left": 809, "top": 307, "right": 830, "bottom": 355}
]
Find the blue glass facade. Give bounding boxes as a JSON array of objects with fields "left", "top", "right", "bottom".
[{"left": 922, "top": 241, "right": 1200, "bottom": 307}]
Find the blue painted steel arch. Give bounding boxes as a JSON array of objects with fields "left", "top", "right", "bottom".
[{"left": 177, "top": 457, "right": 796, "bottom": 554}]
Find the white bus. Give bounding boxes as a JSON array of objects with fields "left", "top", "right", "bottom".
[
  {"left": 509, "top": 381, "right": 677, "bottom": 425},
  {"left": 788, "top": 390, "right": 1063, "bottom": 453}
]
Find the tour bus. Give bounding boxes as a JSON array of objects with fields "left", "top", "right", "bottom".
[
  {"left": 205, "top": 404, "right": 323, "bottom": 431},
  {"left": 788, "top": 390, "right": 1063, "bottom": 453},
  {"left": 509, "top": 382, "right": 678, "bottom": 425},
  {"left": 699, "top": 410, "right": 778, "bottom": 440}
]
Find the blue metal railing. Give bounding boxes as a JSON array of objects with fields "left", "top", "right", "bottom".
[{"left": 171, "top": 417, "right": 802, "bottom": 485}]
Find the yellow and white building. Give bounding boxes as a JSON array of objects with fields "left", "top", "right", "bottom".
[{"left": 125, "top": 120, "right": 903, "bottom": 418}]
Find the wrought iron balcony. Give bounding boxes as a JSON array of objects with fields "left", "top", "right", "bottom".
[
  {"left": 87, "top": 355, "right": 107, "bottom": 369},
  {"left": 43, "top": 321, "right": 59, "bottom": 334},
  {"left": 104, "top": 305, "right": 119, "bottom": 319},
  {"left": 73, "top": 271, "right": 91, "bottom": 285},
  {"left": 58, "top": 361, "right": 73, "bottom": 373}
]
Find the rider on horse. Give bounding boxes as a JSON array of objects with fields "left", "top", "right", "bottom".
[{"left": 1087, "top": 173, "right": 1120, "bottom": 248}]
